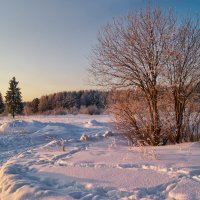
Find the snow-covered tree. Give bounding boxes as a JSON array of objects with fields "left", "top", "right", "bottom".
[
  {"left": 0, "top": 92, "right": 4, "bottom": 114},
  {"left": 90, "top": 7, "right": 176, "bottom": 145},
  {"left": 89, "top": 7, "right": 200, "bottom": 145},
  {"left": 5, "top": 77, "right": 23, "bottom": 118}
]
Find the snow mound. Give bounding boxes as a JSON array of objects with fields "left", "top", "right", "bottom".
[
  {"left": 84, "top": 119, "right": 103, "bottom": 128},
  {"left": 169, "top": 178, "right": 200, "bottom": 200},
  {"left": 0, "top": 120, "right": 42, "bottom": 134},
  {"left": 0, "top": 160, "right": 134, "bottom": 200},
  {"left": 0, "top": 161, "right": 73, "bottom": 200},
  {"left": 42, "top": 140, "right": 61, "bottom": 151},
  {"left": 80, "top": 134, "right": 89, "bottom": 141}
]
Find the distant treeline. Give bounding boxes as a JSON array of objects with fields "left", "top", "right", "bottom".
[{"left": 24, "top": 90, "right": 108, "bottom": 115}]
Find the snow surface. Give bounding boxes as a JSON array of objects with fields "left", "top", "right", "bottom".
[{"left": 0, "top": 115, "right": 200, "bottom": 200}]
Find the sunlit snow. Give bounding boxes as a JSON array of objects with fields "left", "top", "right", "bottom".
[{"left": 0, "top": 115, "right": 200, "bottom": 200}]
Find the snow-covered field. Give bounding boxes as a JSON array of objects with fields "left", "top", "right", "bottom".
[{"left": 0, "top": 115, "right": 200, "bottom": 200}]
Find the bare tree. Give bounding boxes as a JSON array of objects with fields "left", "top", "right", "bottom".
[
  {"left": 165, "top": 18, "right": 200, "bottom": 143},
  {"left": 184, "top": 96, "right": 200, "bottom": 142},
  {"left": 90, "top": 8, "right": 176, "bottom": 145}
]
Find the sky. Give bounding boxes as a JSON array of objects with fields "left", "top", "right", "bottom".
[{"left": 0, "top": 0, "right": 199, "bottom": 101}]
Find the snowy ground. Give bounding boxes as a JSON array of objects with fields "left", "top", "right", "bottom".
[{"left": 0, "top": 115, "right": 200, "bottom": 200}]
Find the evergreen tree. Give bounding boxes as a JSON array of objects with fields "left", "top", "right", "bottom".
[
  {"left": 5, "top": 77, "right": 23, "bottom": 118},
  {"left": 31, "top": 98, "right": 39, "bottom": 113},
  {"left": 0, "top": 92, "right": 4, "bottom": 114}
]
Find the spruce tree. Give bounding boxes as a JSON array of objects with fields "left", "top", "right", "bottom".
[
  {"left": 0, "top": 92, "right": 4, "bottom": 114},
  {"left": 5, "top": 77, "right": 23, "bottom": 118},
  {"left": 31, "top": 98, "right": 39, "bottom": 113}
]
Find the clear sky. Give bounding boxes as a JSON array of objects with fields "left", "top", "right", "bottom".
[{"left": 0, "top": 0, "right": 199, "bottom": 101}]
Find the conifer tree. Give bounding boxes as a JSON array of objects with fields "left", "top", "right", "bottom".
[
  {"left": 31, "top": 98, "right": 39, "bottom": 113},
  {"left": 0, "top": 92, "right": 4, "bottom": 114},
  {"left": 5, "top": 77, "right": 23, "bottom": 118}
]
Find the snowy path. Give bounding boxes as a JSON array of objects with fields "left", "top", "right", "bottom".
[{"left": 0, "top": 115, "right": 200, "bottom": 200}]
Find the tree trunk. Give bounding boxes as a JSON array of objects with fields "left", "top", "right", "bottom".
[
  {"left": 152, "top": 91, "right": 161, "bottom": 145},
  {"left": 174, "top": 90, "right": 185, "bottom": 143},
  {"left": 12, "top": 111, "right": 15, "bottom": 119},
  {"left": 146, "top": 89, "right": 161, "bottom": 146}
]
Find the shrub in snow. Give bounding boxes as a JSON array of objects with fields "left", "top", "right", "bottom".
[
  {"left": 52, "top": 108, "right": 67, "bottom": 115},
  {"left": 79, "top": 105, "right": 89, "bottom": 114},
  {"left": 134, "top": 140, "right": 157, "bottom": 160},
  {"left": 60, "top": 138, "right": 66, "bottom": 151},
  {"left": 108, "top": 90, "right": 158, "bottom": 146},
  {"left": 70, "top": 106, "right": 79, "bottom": 115},
  {"left": 80, "top": 134, "right": 89, "bottom": 141},
  {"left": 79, "top": 105, "right": 100, "bottom": 115},
  {"left": 88, "top": 105, "right": 100, "bottom": 115},
  {"left": 108, "top": 138, "right": 117, "bottom": 149}
]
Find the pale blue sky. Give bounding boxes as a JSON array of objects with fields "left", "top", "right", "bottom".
[{"left": 0, "top": 0, "right": 199, "bottom": 101}]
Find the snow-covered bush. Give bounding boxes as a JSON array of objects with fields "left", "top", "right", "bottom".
[
  {"left": 109, "top": 90, "right": 157, "bottom": 146},
  {"left": 109, "top": 88, "right": 200, "bottom": 146}
]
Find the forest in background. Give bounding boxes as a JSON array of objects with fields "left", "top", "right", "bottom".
[{"left": 23, "top": 90, "right": 108, "bottom": 115}]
